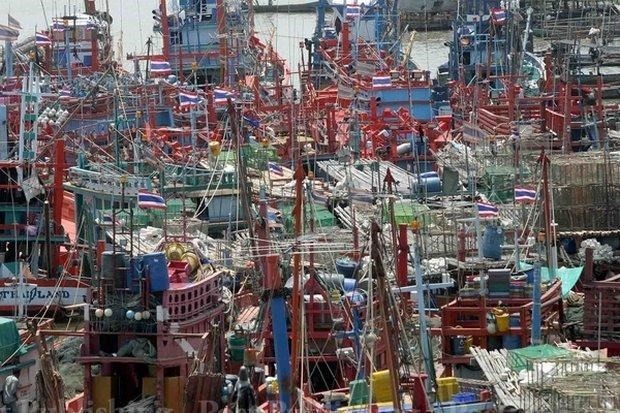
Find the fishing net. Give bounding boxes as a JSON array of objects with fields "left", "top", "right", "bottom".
[{"left": 56, "top": 336, "right": 85, "bottom": 398}]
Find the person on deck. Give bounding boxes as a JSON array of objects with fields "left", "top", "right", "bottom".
[
  {"left": 3, "top": 369, "right": 20, "bottom": 413},
  {"left": 230, "top": 366, "right": 256, "bottom": 413}
]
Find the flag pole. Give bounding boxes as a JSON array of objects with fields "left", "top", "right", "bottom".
[
  {"left": 5, "top": 40, "right": 13, "bottom": 77},
  {"left": 4, "top": 14, "right": 13, "bottom": 77}
]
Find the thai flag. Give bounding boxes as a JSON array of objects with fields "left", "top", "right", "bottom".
[
  {"left": 179, "top": 91, "right": 202, "bottom": 107},
  {"left": 8, "top": 15, "right": 22, "bottom": 30},
  {"left": 52, "top": 21, "right": 66, "bottom": 31},
  {"left": 35, "top": 32, "right": 52, "bottom": 45},
  {"left": 514, "top": 187, "right": 537, "bottom": 203},
  {"left": 150, "top": 60, "right": 172, "bottom": 74},
  {"left": 491, "top": 8, "right": 507, "bottom": 25},
  {"left": 268, "top": 162, "right": 284, "bottom": 176},
  {"left": 345, "top": 5, "right": 361, "bottom": 19},
  {"left": 372, "top": 76, "right": 392, "bottom": 88},
  {"left": 137, "top": 190, "right": 167, "bottom": 210},
  {"left": 214, "top": 88, "right": 235, "bottom": 104},
  {"left": 476, "top": 202, "right": 499, "bottom": 217},
  {"left": 0, "top": 25, "right": 19, "bottom": 41}
]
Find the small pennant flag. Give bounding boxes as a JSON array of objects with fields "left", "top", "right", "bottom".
[
  {"left": 179, "top": 90, "right": 202, "bottom": 107},
  {"left": 214, "top": 88, "right": 235, "bottom": 104},
  {"left": 35, "top": 32, "right": 52, "bottom": 45},
  {"left": 138, "top": 190, "right": 167, "bottom": 209},
  {"left": 514, "top": 187, "right": 537, "bottom": 203},
  {"left": 268, "top": 162, "right": 284, "bottom": 176},
  {"left": 476, "top": 202, "right": 499, "bottom": 217},
  {"left": 150, "top": 60, "right": 172, "bottom": 74},
  {"left": 8, "top": 15, "right": 22, "bottom": 30},
  {"left": 491, "top": 8, "right": 507, "bottom": 25},
  {"left": 372, "top": 76, "right": 392, "bottom": 88}
]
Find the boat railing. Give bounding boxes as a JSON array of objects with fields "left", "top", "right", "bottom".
[
  {"left": 163, "top": 164, "right": 238, "bottom": 189},
  {"left": 303, "top": 295, "right": 345, "bottom": 330},
  {"left": 69, "top": 166, "right": 152, "bottom": 196},
  {"left": 162, "top": 272, "right": 222, "bottom": 324}
]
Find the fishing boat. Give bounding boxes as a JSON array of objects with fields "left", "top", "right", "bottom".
[
  {"left": 0, "top": 64, "right": 90, "bottom": 315},
  {"left": 253, "top": 0, "right": 322, "bottom": 13},
  {"left": 0, "top": 317, "right": 58, "bottom": 411},
  {"left": 299, "top": 0, "right": 453, "bottom": 170},
  {"left": 2, "top": 0, "right": 111, "bottom": 79}
]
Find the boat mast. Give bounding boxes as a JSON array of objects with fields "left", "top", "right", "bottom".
[
  {"left": 227, "top": 99, "right": 254, "bottom": 239},
  {"left": 539, "top": 150, "right": 557, "bottom": 278},
  {"left": 158, "top": 0, "right": 170, "bottom": 63},
  {"left": 411, "top": 222, "right": 435, "bottom": 395},
  {"left": 370, "top": 221, "right": 402, "bottom": 412},
  {"left": 289, "top": 163, "right": 305, "bottom": 406}
]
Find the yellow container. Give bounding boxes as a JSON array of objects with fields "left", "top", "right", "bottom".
[
  {"left": 371, "top": 370, "right": 393, "bottom": 403},
  {"left": 209, "top": 141, "right": 222, "bottom": 156},
  {"left": 496, "top": 313, "right": 510, "bottom": 333},
  {"left": 142, "top": 377, "right": 156, "bottom": 396},
  {"left": 165, "top": 376, "right": 186, "bottom": 412},
  {"left": 92, "top": 376, "right": 115, "bottom": 411},
  {"left": 436, "top": 377, "right": 459, "bottom": 402}
]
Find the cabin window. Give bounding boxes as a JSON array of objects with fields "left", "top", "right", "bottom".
[{"left": 171, "top": 30, "right": 183, "bottom": 45}]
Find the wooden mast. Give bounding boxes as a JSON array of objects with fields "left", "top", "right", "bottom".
[
  {"left": 370, "top": 220, "right": 402, "bottom": 412},
  {"left": 538, "top": 150, "right": 557, "bottom": 277},
  {"left": 289, "top": 162, "right": 305, "bottom": 406}
]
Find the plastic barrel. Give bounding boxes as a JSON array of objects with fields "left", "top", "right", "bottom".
[
  {"left": 344, "top": 290, "right": 366, "bottom": 305},
  {"left": 318, "top": 273, "right": 345, "bottom": 291},
  {"left": 482, "top": 225, "right": 504, "bottom": 260},
  {"left": 419, "top": 176, "right": 442, "bottom": 194},
  {"left": 126, "top": 256, "right": 144, "bottom": 293},
  {"left": 503, "top": 314, "right": 522, "bottom": 350},
  {"left": 142, "top": 252, "right": 170, "bottom": 292},
  {"left": 451, "top": 336, "right": 466, "bottom": 355},
  {"left": 335, "top": 257, "right": 360, "bottom": 278},
  {"left": 560, "top": 237, "right": 577, "bottom": 255},
  {"left": 342, "top": 278, "right": 357, "bottom": 293},
  {"left": 488, "top": 336, "right": 503, "bottom": 351}
]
